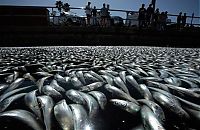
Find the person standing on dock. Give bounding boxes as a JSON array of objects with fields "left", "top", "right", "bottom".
[
  {"left": 92, "top": 6, "right": 97, "bottom": 26},
  {"left": 146, "top": 4, "right": 154, "bottom": 27},
  {"left": 85, "top": 2, "right": 92, "bottom": 26},
  {"left": 106, "top": 4, "right": 111, "bottom": 27},
  {"left": 182, "top": 13, "right": 187, "bottom": 27},
  {"left": 153, "top": 8, "right": 160, "bottom": 30},
  {"left": 177, "top": 12, "right": 182, "bottom": 30},
  {"left": 100, "top": 3, "right": 107, "bottom": 27},
  {"left": 138, "top": 4, "right": 146, "bottom": 29}
]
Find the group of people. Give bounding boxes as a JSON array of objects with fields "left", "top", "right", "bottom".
[
  {"left": 177, "top": 12, "right": 187, "bottom": 29},
  {"left": 55, "top": 1, "right": 190, "bottom": 30},
  {"left": 138, "top": 4, "right": 168, "bottom": 31},
  {"left": 85, "top": 2, "right": 111, "bottom": 27}
]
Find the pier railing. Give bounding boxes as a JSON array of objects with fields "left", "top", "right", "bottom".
[{"left": 0, "top": 5, "right": 200, "bottom": 27}]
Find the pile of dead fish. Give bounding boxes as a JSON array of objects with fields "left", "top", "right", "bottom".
[{"left": 0, "top": 46, "right": 200, "bottom": 130}]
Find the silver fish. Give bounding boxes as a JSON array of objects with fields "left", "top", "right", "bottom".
[
  {"left": 136, "top": 67, "right": 149, "bottom": 76},
  {"left": 175, "top": 96, "right": 200, "bottom": 111},
  {"left": 65, "top": 89, "right": 86, "bottom": 104},
  {"left": 146, "top": 81, "right": 170, "bottom": 92},
  {"left": 23, "top": 73, "right": 36, "bottom": 82},
  {"left": 164, "top": 77, "right": 181, "bottom": 86},
  {"left": 84, "top": 72, "right": 99, "bottom": 83},
  {"left": 98, "top": 70, "right": 115, "bottom": 78},
  {"left": 70, "top": 76, "right": 83, "bottom": 89},
  {"left": 126, "top": 68, "right": 141, "bottom": 79},
  {"left": 54, "top": 99, "right": 74, "bottom": 130},
  {"left": 0, "top": 93, "right": 26, "bottom": 112},
  {"left": 137, "top": 99, "right": 165, "bottom": 124},
  {"left": 37, "top": 76, "right": 51, "bottom": 93},
  {"left": 140, "top": 105, "right": 165, "bottom": 130},
  {"left": 138, "top": 84, "right": 153, "bottom": 101},
  {"left": 69, "top": 104, "right": 91, "bottom": 130},
  {"left": 152, "top": 91, "right": 190, "bottom": 120},
  {"left": 0, "top": 84, "right": 8, "bottom": 93},
  {"left": 42, "top": 85, "right": 62, "bottom": 99},
  {"left": 113, "top": 76, "right": 130, "bottom": 95},
  {"left": 104, "top": 84, "right": 139, "bottom": 105},
  {"left": 37, "top": 95, "right": 54, "bottom": 130},
  {"left": 0, "top": 85, "right": 35, "bottom": 102},
  {"left": 88, "top": 91, "right": 107, "bottom": 110},
  {"left": 0, "top": 109, "right": 43, "bottom": 130},
  {"left": 101, "top": 75, "right": 114, "bottom": 85},
  {"left": 24, "top": 90, "right": 42, "bottom": 120},
  {"left": 3, "top": 78, "right": 25, "bottom": 93},
  {"left": 55, "top": 74, "right": 67, "bottom": 85},
  {"left": 76, "top": 71, "right": 86, "bottom": 85},
  {"left": 119, "top": 71, "right": 126, "bottom": 84},
  {"left": 110, "top": 99, "right": 140, "bottom": 115},
  {"left": 78, "top": 91, "right": 99, "bottom": 118},
  {"left": 89, "top": 70, "right": 105, "bottom": 82},
  {"left": 126, "top": 75, "right": 142, "bottom": 95},
  {"left": 79, "top": 82, "right": 104, "bottom": 92},
  {"left": 50, "top": 80, "right": 65, "bottom": 93}
]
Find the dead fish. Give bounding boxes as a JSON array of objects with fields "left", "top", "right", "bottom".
[
  {"left": 78, "top": 91, "right": 99, "bottom": 118},
  {"left": 5, "top": 71, "right": 20, "bottom": 83},
  {"left": 84, "top": 72, "right": 99, "bottom": 84},
  {"left": 24, "top": 90, "right": 42, "bottom": 120},
  {"left": 70, "top": 76, "right": 83, "bottom": 89},
  {"left": 23, "top": 73, "right": 36, "bottom": 82},
  {"left": 136, "top": 67, "right": 149, "bottom": 76},
  {"left": 79, "top": 82, "right": 105, "bottom": 92},
  {"left": 89, "top": 70, "right": 105, "bottom": 82},
  {"left": 152, "top": 91, "right": 190, "bottom": 121},
  {"left": 50, "top": 80, "right": 65, "bottom": 93},
  {"left": 101, "top": 75, "right": 114, "bottom": 85},
  {"left": 54, "top": 99, "right": 74, "bottom": 130},
  {"left": 65, "top": 89, "right": 86, "bottom": 104},
  {"left": 98, "top": 70, "right": 115, "bottom": 78},
  {"left": 146, "top": 81, "right": 170, "bottom": 92},
  {"left": 55, "top": 74, "right": 68, "bottom": 85},
  {"left": 37, "top": 95, "right": 54, "bottom": 130},
  {"left": 113, "top": 76, "right": 130, "bottom": 95},
  {"left": 0, "top": 85, "right": 36, "bottom": 102},
  {"left": 126, "top": 68, "right": 141, "bottom": 79},
  {"left": 126, "top": 75, "right": 143, "bottom": 99},
  {"left": 37, "top": 76, "right": 51, "bottom": 93},
  {"left": 137, "top": 99, "right": 165, "bottom": 124},
  {"left": 104, "top": 84, "right": 139, "bottom": 105},
  {"left": 88, "top": 91, "right": 107, "bottom": 110},
  {"left": 140, "top": 77, "right": 163, "bottom": 82},
  {"left": 42, "top": 85, "right": 63, "bottom": 99},
  {"left": 110, "top": 99, "right": 140, "bottom": 115},
  {"left": 140, "top": 105, "right": 165, "bottom": 130},
  {"left": 3, "top": 78, "right": 25, "bottom": 93},
  {"left": 69, "top": 104, "right": 91, "bottom": 130},
  {"left": 178, "top": 78, "right": 198, "bottom": 88},
  {"left": 164, "top": 77, "right": 181, "bottom": 86},
  {"left": 0, "top": 109, "right": 43, "bottom": 130},
  {"left": 138, "top": 84, "right": 153, "bottom": 101},
  {"left": 0, "top": 84, "right": 9, "bottom": 94},
  {"left": 119, "top": 71, "right": 126, "bottom": 84},
  {"left": 76, "top": 71, "right": 86, "bottom": 85},
  {"left": 0, "top": 93, "right": 26, "bottom": 112}
]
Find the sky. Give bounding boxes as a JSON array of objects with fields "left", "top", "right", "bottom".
[{"left": 0, "top": 0, "right": 199, "bottom": 24}]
